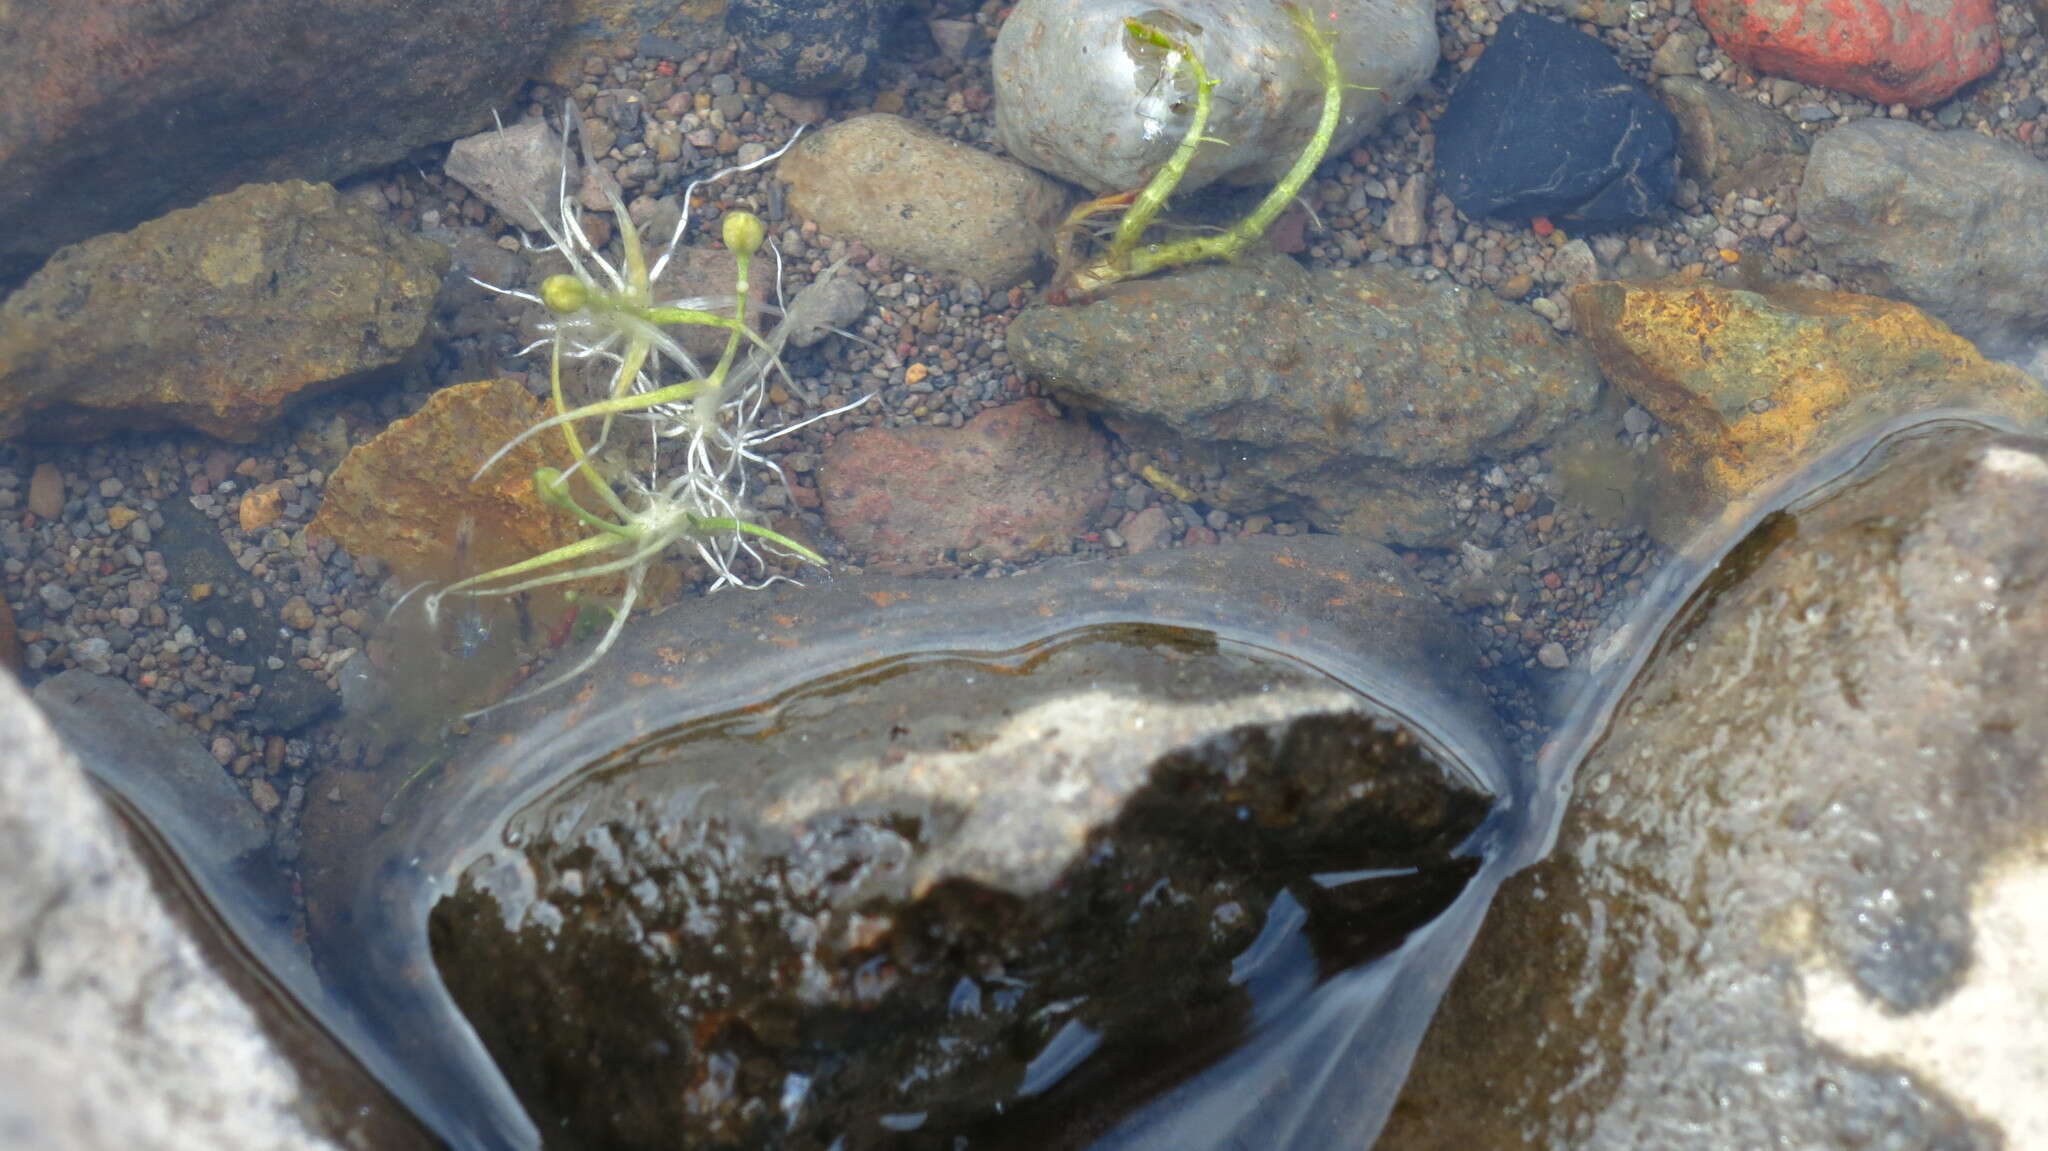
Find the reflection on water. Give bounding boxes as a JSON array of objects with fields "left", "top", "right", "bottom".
[{"left": 64, "top": 414, "right": 2038, "bottom": 1150}]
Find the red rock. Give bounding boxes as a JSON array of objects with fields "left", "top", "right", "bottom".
[
  {"left": 1697, "top": 0, "right": 1998, "bottom": 108},
  {"left": 819, "top": 400, "right": 1109, "bottom": 573}
]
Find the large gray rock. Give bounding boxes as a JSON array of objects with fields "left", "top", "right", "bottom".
[
  {"left": 0, "top": 0, "right": 552, "bottom": 286},
  {"left": 0, "top": 181, "right": 446, "bottom": 443},
  {"left": 1008, "top": 249, "right": 1605, "bottom": 544},
  {"left": 1381, "top": 425, "right": 2048, "bottom": 1149},
  {"left": 993, "top": 0, "right": 1437, "bottom": 194},
  {"left": 0, "top": 670, "right": 339, "bottom": 1151},
  {"left": 302, "top": 536, "right": 1512, "bottom": 1151},
  {"left": 1799, "top": 120, "right": 2048, "bottom": 355}
]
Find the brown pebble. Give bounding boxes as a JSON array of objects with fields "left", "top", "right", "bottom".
[
  {"left": 249, "top": 779, "right": 281, "bottom": 814},
  {"left": 239, "top": 481, "right": 286, "bottom": 532},
  {"left": 27, "top": 462, "right": 64, "bottom": 518},
  {"left": 265, "top": 736, "right": 286, "bottom": 772},
  {"left": 1501, "top": 273, "right": 1534, "bottom": 299},
  {"left": 873, "top": 91, "right": 906, "bottom": 114},
  {"left": 107, "top": 505, "right": 140, "bottom": 531}
]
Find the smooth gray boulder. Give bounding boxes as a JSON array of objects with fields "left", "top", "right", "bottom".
[
  {"left": 993, "top": 0, "right": 1436, "bottom": 194},
  {"left": 1799, "top": 120, "right": 2048, "bottom": 355},
  {"left": 0, "top": 670, "right": 338, "bottom": 1151}
]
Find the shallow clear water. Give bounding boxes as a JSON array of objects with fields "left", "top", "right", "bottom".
[{"left": 63, "top": 412, "right": 2029, "bottom": 1150}]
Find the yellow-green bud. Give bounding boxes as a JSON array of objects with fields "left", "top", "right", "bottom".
[
  {"left": 532, "top": 466, "right": 572, "bottom": 507},
  {"left": 721, "top": 210, "right": 766, "bottom": 256},
  {"left": 540, "top": 274, "right": 588, "bottom": 315}
]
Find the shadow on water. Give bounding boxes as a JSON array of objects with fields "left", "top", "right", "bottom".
[{"left": 56, "top": 414, "right": 2034, "bottom": 1150}]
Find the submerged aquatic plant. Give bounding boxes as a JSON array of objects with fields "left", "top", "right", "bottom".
[
  {"left": 423, "top": 106, "right": 871, "bottom": 710},
  {"left": 1052, "top": 4, "right": 1349, "bottom": 300}
]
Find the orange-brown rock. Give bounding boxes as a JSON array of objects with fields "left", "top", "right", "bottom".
[
  {"left": 237, "top": 482, "right": 287, "bottom": 533},
  {"left": 310, "top": 380, "right": 592, "bottom": 613},
  {"left": 1571, "top": 280, "right": 2048, "bottom": 535}
]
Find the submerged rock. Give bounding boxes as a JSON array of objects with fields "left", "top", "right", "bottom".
[
  {"left": 1569, "top": 279, "right": 2048, "bottom": 539},
  {"left": 434, "top": 636, "right": 1488, "bottom": 1147},
  {"left": 727, "top": 0, "right": 894, "bottom": 96},
  {"left": 311, "top": 379, "right": 597, "bottom": 617},
  {"left": 1658, "top": 76, "right": 1810, "bottom": 198},
  {"left": 818, "top": 399, "right": 1109, "bottom": 573},
  {"left": 443, "top": 119, "right": 575, "bottom": 235},
  {"left": 0, "top": 181, "right": 446, "bottom": 443},
  {"left": 0, "top": 0, "right": 552, "bottom": 286},
  {"left": 776, "top": 114, "right": 1069, "bottom": 288},
  {"left": 302, "top": 536, "right": 1513, "bottom": 1151},
  {"left": 1381, "top": 424, "right": 2048, "bottom": 1149},
  {"left": 1008, "top": 248, "right": 1603, "bottom": 545},
  {"left": 1697, "top": 0, "right": 1998, "bottom": 107},
  {"left": 1798, "top": 120, "right": 2048, "bottom": 356},
  {"left": 992, "top": 0, "right": 1438, "bottom": 195},
  {"left": 1435, "top": 13, "right": 1678, "bottom": 227}
]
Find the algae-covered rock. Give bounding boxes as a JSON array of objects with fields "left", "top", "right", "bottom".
[
  {"left": 302, "top": 536, "right": 1512, "bottom": 1151},
  {"left": 1381, "top": 424, "right": 2048, "bottom": 1150},
  {"left": 776, "top": 114, "right": 1069, "bottom": 288},
  {"left": 0, "top": 181, "right": 446, "bottom": 443},
  {"left": 310, "top": 379, "right": 591, "bottom": 612},
  {"left": 1570, "top": 279, "right": 2048, "bottom": 538},
  {"left": 1009, "top": 249, "right": 1604, "bottom": 545}
]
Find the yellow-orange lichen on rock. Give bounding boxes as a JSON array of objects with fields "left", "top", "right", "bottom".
[
  {"left": 1571, "top": 279, "right": 2048, "bottom": 534},
  {"left": 310, "top": 379, "right": 593, "bottom": 614}
]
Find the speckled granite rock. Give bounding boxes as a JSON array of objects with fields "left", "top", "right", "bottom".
[
  {"left": 1381, "top": 424, "right": 2048, "bottom": 1150},
  {"left": 1009, "top": 248, "right": 1604, "bottom": 545},
  {"left": 0, "top": 181, "right": 446, "bottom": 443}
]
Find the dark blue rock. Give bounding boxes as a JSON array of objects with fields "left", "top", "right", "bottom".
[{"left": 1435, "top": 12, "right": 1679, "bottom": 228}]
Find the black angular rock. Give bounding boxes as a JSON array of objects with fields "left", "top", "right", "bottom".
[
  {"left": 728, "top": 0, "right": 894, "bottom": 96},
  {"left": 1435, "top": 12, "right": 1679, "bottom": 227}
]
